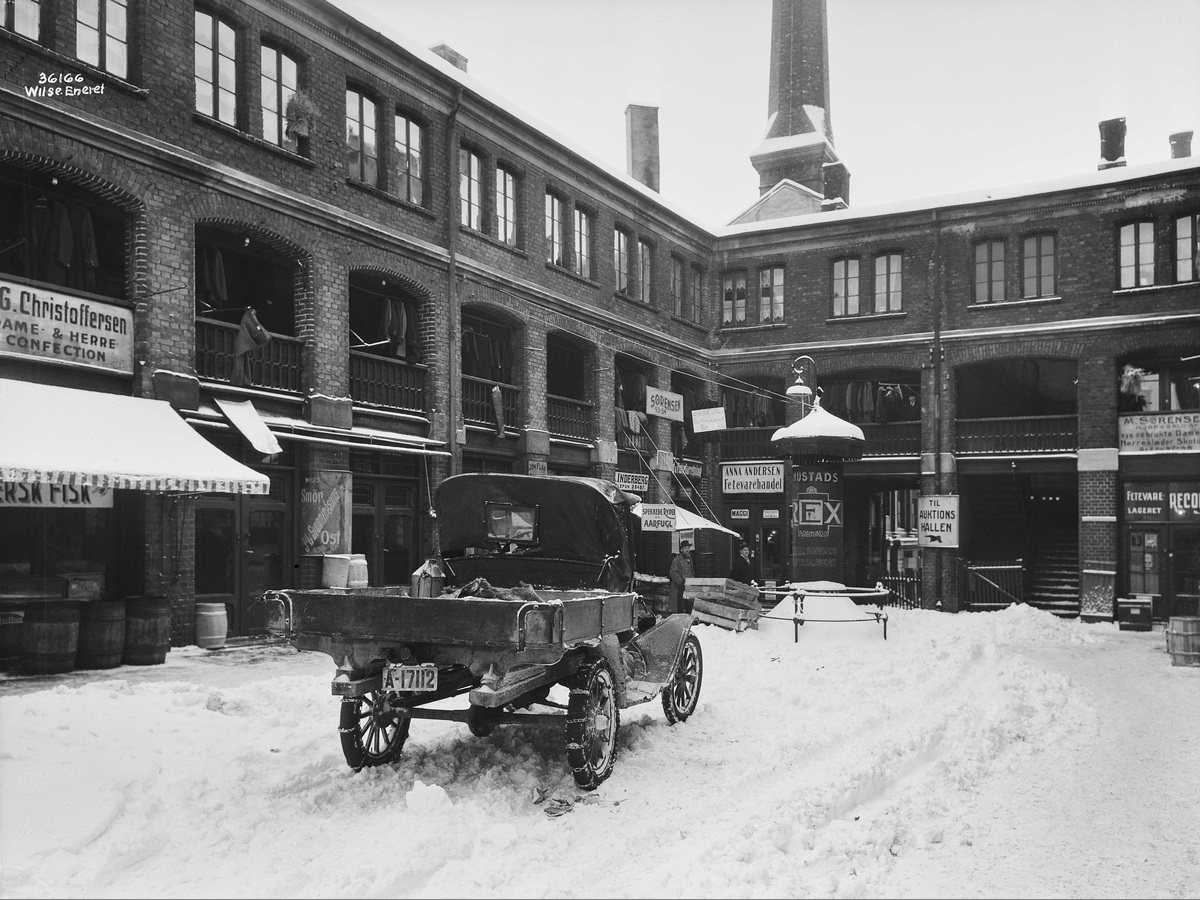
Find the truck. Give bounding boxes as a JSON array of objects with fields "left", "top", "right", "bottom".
[{"left": 261, "top": 473, "right": 703, "bottom": 789}]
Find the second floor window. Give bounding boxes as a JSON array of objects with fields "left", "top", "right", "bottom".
[
  {"left": 1177, "top": 213, "right": 1200, "bottom": 283},
  {"left": 545, "top": 193, "right": 564, "bottom": 267},
  {"left": 574, "top": 208, "right": 591, "bottom": 278},
  {"left": 672, "top": 257, "right": 684, "bottom": 318},
  {"left": 832, "top": 258, "right": 859, "bottom": 316},
  {"left": 974, "top": 240, "right": 1005, "bottom": 303},
  {"left": 689, "top": 266, "right": 703, "bottom": 325},
  {"left": 345, "top": 89, "right": 377, "bottom": 185},
  {"left": 496, "top": 165, "right": 517, "bottom": 244},
  {"left": 637, "top": 240, "right": 653, "bottom": 304},
  {"left": 614, "top": 229, "right": 629, "bottom": 295},
  {"left": 874, "top": 252, "right": 903, "bottom": 313},
  {"left": 77, "top": 0, "right": 127, "bottom": 78},
  {"left": 196, "top": 10, "right": 237, "bottom": 126},
  {"left": 4, "top": 0, "right": 39, "bottom": 41},
  {"left": 722, "top": 272, "right": 746, "bottom": 324},
  {"left": 260, "top": 45, "right": 297, "bottom": 150},
  {"left": 1023, "top": 233, "right": 1056, "bottom": 298},
  {"left": 1119, "top": 221, "right": 1155, "bottom": 288},
  {"left": 759, "top": 266, "right": 784, "bottom": 322},
  {"left": 460, "top": 148, "right": 481, "bottom": 230},
  {"left": 394, "top": 114, "right": 423, "bottom": 204}
]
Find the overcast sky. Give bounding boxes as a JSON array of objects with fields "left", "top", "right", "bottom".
[{"left": 336, "top": 0, "right": 1200, "bottom": 228}]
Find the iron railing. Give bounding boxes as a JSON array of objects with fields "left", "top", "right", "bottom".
[
  {"left": 349, "top": 351, "right": 426, "bottom": 414},
  {"left": 195, "top": 317, "right": 302, "bottom": 392},
  {"left": 955, "top": 415, "right": 1078, "bottom": 454},
  {"left": 547, "top": 394, "right": 593, "bottom": 441},
  {"left": 878, "top": 570, "right": 922, "bottom": 609},
  {"left": 462, "top": 375, "right": 520, "bottom": 431},
  {"left": 961, "top": 559, "right": 1025, "bottom": 610}
]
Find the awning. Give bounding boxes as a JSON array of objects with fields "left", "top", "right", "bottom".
[
  {"left": 215, "top": 398, "right": 283, "bottom": 456},
  {"left": 631, "top": 502, "right": 741, "bottom": 537},
  {"left": 0, "top": 379, "right": 271, "bottom": 494}
]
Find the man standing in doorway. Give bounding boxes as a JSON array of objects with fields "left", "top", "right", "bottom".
[{"left": 669, "top": 539, "right": 695, "bottom": 614}]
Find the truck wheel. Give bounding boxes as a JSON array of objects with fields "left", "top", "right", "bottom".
[
  {"left": 662, "top": 633, "right": 703, "bottom": 724},
  {"left": 339, "top": 690, "right": 410, "bottom": 771},
  {"left": 565, "top": 658, "right": 620, "bottom": 790}
]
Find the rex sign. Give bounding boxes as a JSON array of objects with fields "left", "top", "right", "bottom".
[{"left": 791, "top": 465, "right": 844, "bottom": 582}]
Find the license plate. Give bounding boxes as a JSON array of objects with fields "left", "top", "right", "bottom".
[{"left": 381, "top": 663, "right": 438, "bottom": 693}]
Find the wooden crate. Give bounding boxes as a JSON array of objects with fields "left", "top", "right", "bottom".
[
  {"left": 692, "top": 596, "right": 760, "bottom": 632},
  {"left": 683, "top": 577, "right": 760, "bottom": 609}
]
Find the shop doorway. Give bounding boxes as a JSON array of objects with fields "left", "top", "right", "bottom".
[
  {"left": 351, "top": 481, "right": 417, "bottom": 587},
  {"left": 1129, "top": 526, "right": 1200, "bottom": 620},
  {"left": 195, "top": 477, "right": 293, "bottom": 637}
]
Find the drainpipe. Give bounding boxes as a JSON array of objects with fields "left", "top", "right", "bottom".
[{"left": 446, "top": 86, "right": 464, "bottom": 476}]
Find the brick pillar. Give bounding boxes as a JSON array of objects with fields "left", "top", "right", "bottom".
[
  {"left": 593, "top": 351, "right": 617, "bottom": 480},
  {"left": 519, "top": 321, "right": 550, "bottom": 475},
  {"left": 920, "top": 359, "right": 962, "bottom": 611},
  {"left": 1077, "top": 354, "right": 1120, "bottom": 621}
]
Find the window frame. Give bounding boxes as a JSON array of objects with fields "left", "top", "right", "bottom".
[
  {"left": 4, "top": 0, "right": 41, "bottom": 41},
  {"left": 260, "top": 42, "right": 298, "bottom": 151},
  {"left": 832, "top": 257, "right": 860, "bottom": 317},
  {"left": 195, "top": 8, "right": 238, "bottom": 127},
  {"left": 1119, "top": 221, "right": 1156, "bottom": 289},
  {"left": 613, "top": 227, "right": 630, "bottom": 295},
  {"left": 758, "top": 265, "right": 784, "bottom": 322},
  {"left": 722, "top": 271, "right": 747, "bottom": 325},
  {"left": 394, "top": 112, "right": 424, "bottom": 205},
  {"left": 1176, "top": 213, "right": 1200, "bottom": 283},
  {"left": 495, "top": 163, "right": 517, "bottom": 245},
  {"left": 545, "top": 191, "right": 565, "bottom": 267},
  {"left": 973, "top": 239, "right": 1006, "bottom": 304},
  {"left": 671, "top": 256, "right": 685, "bottom": 319},
  {"left": 573, "top": 206, "right": 592, "bottom": 279},
  {"left": 688, "top": 264, "right": 703, "bottom": 325},
  {"left": 1022, "top": 232, "right": 1056, "bottom": 299},
  {"left": 345, "top": 87, "right": 378, "bottom": 186},
  {"left": 873, "top": 252, "right": 903, "bottom": 313},
  {"left": 637, "top": 239, "right": 653, "bottom": 305},
  {"left": 459, "top": 147, "right": 483, "bottom": 231},
  {"left": 77, "top": 0, "right": 128, "bottom": 78}
]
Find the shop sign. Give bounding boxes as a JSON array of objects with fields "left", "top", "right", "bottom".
[
  {"left": 674, "top": 460, "right": 703, "bottom": 479},
  {"left": 1169, "top": 484, "right": 1200, "bottom": 521},
  {"left": 527, "top": 458, "right": 548, "bottom": 476},
  {"left": 0, "top": 277, "right": 134, "bottom": 374},
  {"left": 730, "top": 508, "right": 749, "bottom": 519},
  {"left": 615, "top": 471, "right": 649, "bottom": 493},
  {"left": 1124, "top": 484, "right": 1167, "bottom": 521},
  {"left": 691, "top": 407, "right": 727, "bottom": 433},
  {"left": 300, "top": 470, "right": 351, "bottom": 554},
  {"left": 1119, "top": 413, "right": 1200, "bottom": 454},
  {"left": 917, "top": 495, "right": 959, "bottom": 548},
  {"left": 0, "top": 481, "right": 113, "bottom": 508},
  {"left": 646, "top": 386, "right": 684, "bottom": 422},
  {"left": 722, "top": 462, "right": 783, "bottom": 494},
  {"left": 640, "top": 503, "right": 676, "bottom": 531},
  {"left": 791, "top": 462, "right": 844, "bottom": 582},
  {"left": 763, "top": 508, "right": 780, "bottom": 519}
]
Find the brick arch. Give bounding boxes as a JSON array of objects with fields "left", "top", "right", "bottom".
[
  {"left": 193, "top": 215, "right": 309, "bottom": 262},
  {"left": 0, "top": 149, "right": 144, "bottom": 213},
  {"left": 1109, "top": 329, "right": 1200, "bottom": 363},
  {"left": 946, "top": 336, "right": 1084, "bottom": 368},
  {"left": 347, "top": 265, "right": 432, "bottom": 303}
]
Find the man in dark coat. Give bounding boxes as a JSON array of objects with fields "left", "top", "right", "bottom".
[
  {"left": 729, "top": 541, "right": 755, "bottom": 587},
  {"left": 668, "top": 539, "right": 694, "bottom": 614}
]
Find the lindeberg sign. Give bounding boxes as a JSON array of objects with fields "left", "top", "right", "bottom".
[
  {"left": 722, "top": 462, "right": 783, "bottom": 494},
  {"left": 0, "top": 278, "right": 133, "bottom": 374}
]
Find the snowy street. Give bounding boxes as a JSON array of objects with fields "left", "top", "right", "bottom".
[{"left": 1, "top": 603, "right": 1197, "bottom": 899}]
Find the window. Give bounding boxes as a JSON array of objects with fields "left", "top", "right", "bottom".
[
  {"left": 1176, "top": 214, "right": 1200, "bottom": 283},
  {"left": 345, "top": 89, "right": 377, "bottom": 185},
  {"left": 3, "top": 0, "right": 39, "bottom": 40},
  {"left": 1119, "top": 222, "right": 1155, "bottom": 288},
  {"left": 637, "top": 240, "right": 653, "bottom": 304},
  {"left": 974, "top": 240, "right": 1005, "bottom": 303},
  {"left": 574, "top": 208, "right": 591, "bottom": 278},
  {"left": 614, "top": 228, "right": 629, "bottom": 295},
  {"left": 77, "top": 0, "right": 127, "bottom": 78},
  {"left": 832, "top": 258, "right": 859, "bottom": 316},
  {"left": 394, "top": 114, "right": 424, "bottom": 205},
  {"left": 722, "top": 272, "right": 747, "bottom": 324},
  {"left": 874, "top": 252, "right": 902, "bottom": 313},
  {"left": 545, "top": 193, "right": 564, "bottom": 266},
  {"left": 260, "top": 45, "right": 297, "bottom": 151},
  {"left": 1022, "top": 233, "right": 1056, "bottom": 298},
  {"left": 689, "top": 265, "right": 703, "bottom": 324},
  {"left": 485, "top": 503, "right": 537, "bottom": 546},
  {"left": 195, "top": 10, "right": 237, "bottom": 126},
  {"left": 459, "top": 148, "right": 481, "bottom": 230},
  {"left": 495, "top": 165, "right": 517, "bottom": 244},
  {"left": 759, "top": 266, "right": 783, "bottom": 321},
  {"left": 672, "top": 257, "right": 684, "bottom": 318}
]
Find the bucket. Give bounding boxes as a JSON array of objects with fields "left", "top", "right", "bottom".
[
  {"left": 122, "top": 596, "right": 172, "bottom": 665},
  {"left": 322, "top": 554, "right": 352, "bottom": 588},
  {"left": 20, "top": 600, "right": 81, "bottom": 675},
  {"left": 347, "top": 553, "right": 369, "bottom": 588},
  {"left": 195, "top": 602, "right": 228, "bottom": 650},
  {"left": 76, "top": 600, "right": 126, "bottom": 669},
  {"left": 1166, "top": 617, "right": 1200, "bottom": 667}
]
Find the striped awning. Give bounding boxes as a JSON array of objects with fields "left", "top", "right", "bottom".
[{"left": 0, "top": 379, "right": 270, "bottom": 494}]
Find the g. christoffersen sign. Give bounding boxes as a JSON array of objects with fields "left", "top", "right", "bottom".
[
  {"left": 0, "top": 278, "right": 134, "bottom": 373},
  {"left": 917, "top": 495, "right": 959, "bottom": 547},
  {"left": 639, "top": 504, "right": 677, "bottom": 531},
  {"left": 645, "top": 386, "right": 684, "bottom": 422}
]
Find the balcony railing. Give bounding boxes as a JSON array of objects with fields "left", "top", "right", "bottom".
[
  {"left": 617, "top": 430, "right": 654, "bottom": 453},
  {"left": 350, "top": 351, "right": 426, "bottom": 414},
  {"left": 463, "top": 375, "right": 519, "bottom": 431},
  {"left": 195, "top": 317, "right": 302, "bottom": 392},
  {"left": 955, "top": 415, "right": 1078, "bottom": 455},
  {"left": 547, "top": 394, "right": 593, "bottom": 441}
]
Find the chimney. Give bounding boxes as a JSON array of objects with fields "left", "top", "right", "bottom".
[
  {"left": 821, "top": 161, "right": 849, "bottom": 211},
  {"left": 430, "top": 44, "right": 468, "bottom": 72},
  {"left": 625, "top": 104, "right": 660, "bottom": 192},
  {"left": 1098, "top": 117, "right": 1126, "bottom": 170},
  {"left": 1170, "top": 131, "right": 1194, "bottom": 159}
]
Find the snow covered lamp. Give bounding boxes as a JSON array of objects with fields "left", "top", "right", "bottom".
[{"left": 771, "top": 356, "right": 865, "bottom": 584}]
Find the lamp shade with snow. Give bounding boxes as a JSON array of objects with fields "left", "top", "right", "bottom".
[{"left": 770, "top": 402, "right": 865, "bottom": 462}]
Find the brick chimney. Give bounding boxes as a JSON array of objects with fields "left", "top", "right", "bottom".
[
  {"left": 625, "top": 104, "right": 660, "bottom": 192},
  {"left": 1098, "top": 117, "right": 1126, "bottom": 170},
  {"left": 1170, "top": 131, "right": 1194, "bottom": 159},
  {"left": 821, "top": 161, "right": 849, "bottom": 210},
  {"left": 430, "top": 44, "right": 467, "bottom": 72}
]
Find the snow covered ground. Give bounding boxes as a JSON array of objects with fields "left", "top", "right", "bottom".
[{"left": 1, "top": 600, "right": 1197, "bottom": 899}]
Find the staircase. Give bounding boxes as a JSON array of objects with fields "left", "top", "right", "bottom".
[{"left": 1025, "top": 528, "right": 1080, "bottom": 618}]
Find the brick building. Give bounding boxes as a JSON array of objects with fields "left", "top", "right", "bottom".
[{"left": 0, "top": 0, "right": 1196, "bottom": 647}]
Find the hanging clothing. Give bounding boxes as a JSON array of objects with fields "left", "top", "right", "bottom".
[
  {"left": 67, "top": 206, "right": 99, "bottom": 292},
  {"left": 231, "top": 307, "right": 271, "bottom": 386},
  {"left": 383, "top": 299, "right": 407, "bottom": 358},
  {"left": 23, "top": 197, "right": 74, "bottom": 285}
]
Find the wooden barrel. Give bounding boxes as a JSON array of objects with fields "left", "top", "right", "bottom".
[
  {"left": 0, "top": 600, "right": 25, "bottom": 670},
  {"left": 347, "top": 554, "right": 369, "bottom": 588},
  {"left": 1166, "top": 617, "right": 1200, "bottom": 667},
  {"left": 195, "top": 602, "right": 228, "bottom": 650},
  {"left": 20, "top": 600, "right": 81, "bottom": 675},
  {"left": 76, "top": 600, "right": 126, "bottom": 669},
  {"left": 122, "top": 596, "right": 172, "bottom": 665}
]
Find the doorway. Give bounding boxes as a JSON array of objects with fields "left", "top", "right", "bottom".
[{"left": 351, "top": 479, "right": 418, "bottom": 587}]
